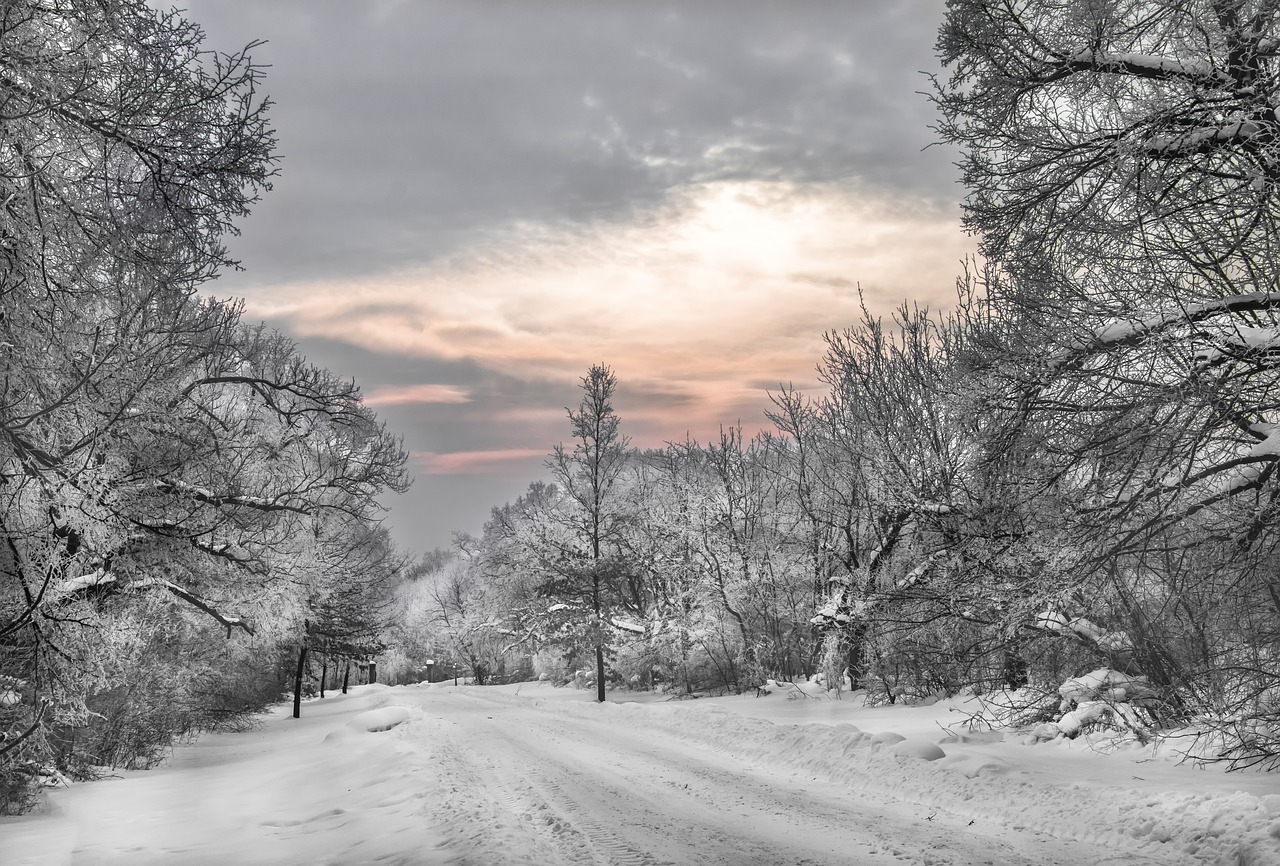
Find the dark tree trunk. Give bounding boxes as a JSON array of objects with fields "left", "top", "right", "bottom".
[
  {"left": 342, "top": 662, "right": 350, "bottom": 694},
  {"left": 845, "top": 622, "right": 869, "bottom": 691},
  {"left": 292, "top": 644, "right": 308, "bottom": 719},
  {"left": 368, "top": 661, "right": 377, "bottom": 684},
  {"left": 1002, "top": 641, "right": 1029, "bottom": 690},
  {"left": 594, "top": 572, "right": 605, "bottom": 703},
  {"left": 320, "top": 657, "right": 327, "bottom": 698},
  {"left": 595, "top": 644, "right": 606, "bottom": 701}
]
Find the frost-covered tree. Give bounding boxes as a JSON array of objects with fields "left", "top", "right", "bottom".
[
  {"left": 0, "top": 0, "right": 409, "bottom": 803},
  {"left": 935, "top": 0, "right": 1280, "bottom": 295},
  {"left": 934, "top": 0, "right": 1280, "bottom": 757},
  {"left": 291, "top": 522, "right": 405, "bottom": 718},
  {"left": 796, "top": 302, "right": 975, "bottom": 695},
  {"left": 546, "top": 365, "right": 631, "bottom": 702},
  {"left": 933, "top": 0, "right": 1280, "bottom": 514}
]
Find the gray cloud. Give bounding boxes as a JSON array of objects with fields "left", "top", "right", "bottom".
[
  {"left": 187, "top": 0, "right": 954, "bottom": 289},
  {"left": 182, "top": 0, "right": 962, "bottom": 551}
]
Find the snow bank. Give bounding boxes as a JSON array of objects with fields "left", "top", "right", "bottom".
[
  {"left": 347, "top": 706, "right": 416, "bottom": 733},
  {"left": 892, "top": 738, "right": 947, "bottom": 761},
  {"left": 6, "top": 682, "right": 1277, "bottom": 866}
]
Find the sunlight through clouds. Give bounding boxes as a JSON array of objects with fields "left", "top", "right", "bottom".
[
  {"left": 244, "top": 178, "right": 974, "bottom": 444},
  {"left": 177, "top": 0, "right": 965, "bottom": 546}
]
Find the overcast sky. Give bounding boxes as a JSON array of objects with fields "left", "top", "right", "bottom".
[{"left": 180, "top": 0, "right": 975, "bottom": 555}]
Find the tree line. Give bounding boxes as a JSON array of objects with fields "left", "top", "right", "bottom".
[
  {"left": 0, "top": 1, "right": 408, "bottom": 812},
  {"left": 390, "top": 0, "right": 1280, "bottom": 771}
]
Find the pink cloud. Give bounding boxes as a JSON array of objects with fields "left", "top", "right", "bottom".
[
  {"left": 411, "top": 448, "right": 548, "bottom": 475},
  {"left": 363, "top": 384, "right": 472, "bottom": 406},
  {"left": 244, "top": 180, "right": 978, "bottom": 454}
]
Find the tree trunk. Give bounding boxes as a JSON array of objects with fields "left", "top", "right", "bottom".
[
  {"left": 594, "top": 572, "right": 605, "bottom": 703},
  {"left": 1002, "top": 639, "right": 1029, "bottom": 690},
  {"left": 840, "top": 621, "right": 869, "bottom": 691},
  {"left": 292, "top": 644, "right": 308, "bottom": 719},
  {"left": 320, "top": 657, "right": 327, "bottom": 698},
  {"left": 368, "top": 661, "right": 377, "bottom": 684},
  {"left": 342, "top": 662, "right": 350, "bottom": 694},
  {"left": 681, "top": 625, "right": 693, "bottom": 695}
]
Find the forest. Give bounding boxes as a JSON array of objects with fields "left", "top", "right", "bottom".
[
  {"left": 387, "top": 0, "right": 1280, "bottom": 774},
  {"left": 0, "top": 0, "right": 409, "bottom": 812},
  {"left": 4, "top": 0, "right": 1280, "bottom": 817}
]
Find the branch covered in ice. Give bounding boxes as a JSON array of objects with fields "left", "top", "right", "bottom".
[
  {"left": 1048, "top": 292, "right": 1280, "bottom": 371},
  {"left": 154, "top": 478, "right": 310, "bottom": 515},
  {"left": 610, "top": 617, "right": 646, "bottom": 635},
  {"left": 51, "top": 569, "right": 115, "bottom": 600},
  {"left": 156, "top": 580, "right": 254, "bottom": 636},
  {"left": 1056, "top": 49, "right": 1229, "bottom": 84},
  {"left": 50, "top": 570, "right": 253, "bottom": 636}
]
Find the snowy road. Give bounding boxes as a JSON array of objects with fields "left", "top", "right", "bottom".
[
  {"left": 4, "top": 682, "right": 1274, "bottom": 865},
  {"left": 406, "top": 689, "right": 1154, "bottom": 866}
]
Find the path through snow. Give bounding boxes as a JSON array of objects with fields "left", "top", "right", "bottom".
[{"left": 3, "top": 682, "right": 1278, "bottom": 865}]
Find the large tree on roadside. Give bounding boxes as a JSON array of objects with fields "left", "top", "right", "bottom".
[
  {"left": 0, "top": 0, "right": 410, "bottom": 801},
  {"left": 935, "top": 0, "right": 1280, "bottom": 298},
  {"left": 934, "top": 0, "right": 1280, "bottom": 752},
  {"left": 547, "top": 364, "right": 631, "bottom": 703}
]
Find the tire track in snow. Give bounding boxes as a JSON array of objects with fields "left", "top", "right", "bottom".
[
  {"left": 443, "top": 690, "right": 1195, "bottom": 866},
  {"left": 430, "top": 692, "right": 969, "bottom": 865},
  {"left": 404, "top": 721, "right": 569, "bottom": 866},
  {"left": 445, "top": 703, "right": 666, "bottom": 866},
  {"left": 416, "top": 706, "right": 664, "bottom": 866}
]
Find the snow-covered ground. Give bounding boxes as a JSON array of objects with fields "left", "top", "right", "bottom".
[{"left": 3, "top": 681, "right": 1279, "bottom": 865}]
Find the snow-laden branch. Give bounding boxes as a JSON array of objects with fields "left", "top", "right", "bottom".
[
  {"left": 1143, "top": 117, "right": 1268, "bottom": 156},
  {"left": 1204, "top": 428, "right": 1280, "bottom": 500},
  {"left": 1194, "top": 325, "right": 1280, "bottom": 368},
  {"left": 155, "top": 580, "right": 255, "bottom": 636},
  {"left": 51, "top": 570, "right": 253, "bottom": 635},
  {"left": 811, "top": 550, "right": 946, "bottom": 627},
  {"left": 1061, "top": 49, "right": 1229, "bottom": 84},
  {"left": 610, "top": 617, "right": 645, "bottom": 635},
  {"left": 1091, "top": 427, "right": 1280, "bottom": 515},
  {"left": 1048, "top": 292, "right": 1280, "bottom": 371},
  {"left": 1034, "top": 610, "right": 1132, "bottom": 653},
  {"left": 154, "top": 478, "right": 309, "bottom": 515},
  {"left": 52, "top": 568, "right": 114, "bottom": 600},
  {"left": 914, "top": 501, "right": 954, "bottom": 516}
]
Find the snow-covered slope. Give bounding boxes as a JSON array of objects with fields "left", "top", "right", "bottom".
[{"left": 3, "top": 682, "right": 1277, "bottom": 865}]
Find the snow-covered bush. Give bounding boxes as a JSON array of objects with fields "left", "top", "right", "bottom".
[
  {"left": 1028, "top": 669, "right": 1157, "bottom": 743},
  {"left": 49, "top": 607, "right": 292, "bottom": 778}
]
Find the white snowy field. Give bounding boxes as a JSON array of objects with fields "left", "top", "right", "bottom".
[{"left": 3, "top": 681, "right": 1279, "bottom": 866}]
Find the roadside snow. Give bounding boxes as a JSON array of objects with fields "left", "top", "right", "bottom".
[
  {"left": 892, "top": 739, "right": 947, "bottom": 761},
  {"left": 347, "top": 705, "right": 417, "bottom": 732},
  {"left": 2, "top": 681, "right": 1277, "bottom": 865}
]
